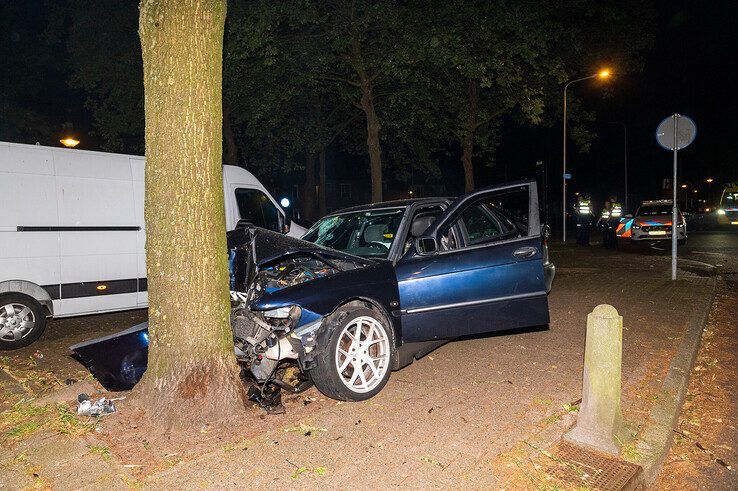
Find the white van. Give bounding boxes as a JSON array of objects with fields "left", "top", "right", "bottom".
[{"left": 0, "top": 141, "right": 306, "bottom": 349}]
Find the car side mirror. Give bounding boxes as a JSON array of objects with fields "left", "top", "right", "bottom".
[{"left": 414, "top": 236, "right": 438, "bottom": 255}]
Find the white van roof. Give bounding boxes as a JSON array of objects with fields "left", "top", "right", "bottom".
[{"left": 1, "top": 141, "right": 260, "bottom": 186}]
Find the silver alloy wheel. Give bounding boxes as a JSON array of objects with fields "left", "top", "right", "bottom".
[
  {"left": 0, "top": 303, "right": 36, "bottom": 342},
  {"left": 335, "top": 315, "right": 390, "bottom": 394}
]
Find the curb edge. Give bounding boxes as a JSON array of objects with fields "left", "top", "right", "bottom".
[{"left": 632, "top": 276, "right": 717, "bottom": 484}]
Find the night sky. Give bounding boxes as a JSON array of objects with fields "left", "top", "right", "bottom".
[{"left": 2, "top": 1, "right": 736, "bottom": 212}]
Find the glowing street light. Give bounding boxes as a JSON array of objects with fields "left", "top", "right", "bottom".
[
  {"left": 60, "top": 137, "right": 80, "bottom": 148},
  {"left": 562, "top": 68, "right": 612, "bottom": 242},
  {"left": 706, "top": 178, "right": 714, "bottom": 204}
]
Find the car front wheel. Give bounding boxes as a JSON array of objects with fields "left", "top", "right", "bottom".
[{"left": 310, "top": 306, "right": 393, "bottom": 401}]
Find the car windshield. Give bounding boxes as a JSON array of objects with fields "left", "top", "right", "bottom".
[
  {"left": 637, "top": 204, "right": 673, "bottom": 216},
  {"left": 303, "top": 207, "right": 405, "bottom": 259}
]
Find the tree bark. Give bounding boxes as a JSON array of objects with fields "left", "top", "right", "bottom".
[
  {"left": 460, "top": 78, "right": 480, "bottom": 193},
  {"left": 318, "top": 147, "right": 327, "bottom": 217},
  {"left": 303, "top": 151, "right": 317, "bottom": 223},
  {"left": 136, "top": 0, "right": 245, "bottom": 427},
  {"left": 350, "top": 23, "right": 383, "bottom": 202}
]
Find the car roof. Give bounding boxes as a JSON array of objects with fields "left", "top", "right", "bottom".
[{"left": 332, "top": 197, "right": 450, "bottom": 215}]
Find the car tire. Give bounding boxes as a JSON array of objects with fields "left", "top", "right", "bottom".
[
  {"left": 310, "top": 306, "right": 394, "bottom": 401},
  {"left": 0, "top": 293, "right": 47, "bottom": 350}
]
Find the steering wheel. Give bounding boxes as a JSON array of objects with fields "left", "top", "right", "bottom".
[{"left": 367, "top": 241, "right": 390, "bottom": 253}]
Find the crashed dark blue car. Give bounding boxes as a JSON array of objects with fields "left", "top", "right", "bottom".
[{"left": 72, "top": 181, "right": 555, "bottom": 401}]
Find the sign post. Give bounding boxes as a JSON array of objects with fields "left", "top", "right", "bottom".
[{"left": 656, "top": 114, "right": 696, "bottom": 280}]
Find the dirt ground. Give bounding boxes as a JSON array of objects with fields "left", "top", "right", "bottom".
[{"left": 655, "top": 279, "right": 738, "bottom": 490}]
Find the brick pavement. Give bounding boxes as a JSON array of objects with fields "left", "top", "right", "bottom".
[{"left": 0, "top": 244, "right": 717, "bottom": 489}]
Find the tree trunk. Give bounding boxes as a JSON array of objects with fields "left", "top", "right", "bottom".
[
  {"left": 318, "top": 147, "right": 327, "bottom": 217},
  {"left": 222, "top": 104, "right": 239, "bottom": 166},
  {"left": 303, "top": 152, "right": 317, "bottom": 223},
  {"left": 460, "top": 78, "right": 480, "bottom": 193},
  {"left": 136, "top": 0, "right": 245, "bottom": 427},
  {"left": 351, "top": 26, "right": 382, "bottom": 202}
]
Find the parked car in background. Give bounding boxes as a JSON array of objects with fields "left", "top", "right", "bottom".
[
  {"left": 0, "top": 141, "right": 304, "bottom": 349},
  {"left": 616, "top": 199, "right": 686, "bottom": 245},
  {"left": 72, "top": 180, "right": 555, "bottom": 402}
]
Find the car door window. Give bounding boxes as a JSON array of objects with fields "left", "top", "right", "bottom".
[
  {"left": 234, "top": 188, "right": 280, "bottom": 232},
  {"left": 443, "top": 186, "right": 530, "bottom": 249}
]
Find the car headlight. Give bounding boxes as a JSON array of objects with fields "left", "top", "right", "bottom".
[
  {"left": 717, "top": 209, "right": 726, "bottom": 215},
  {"left": 263, "top": 306, "right": 299, "bottom": 319},
  {"left": 677, "top": 223, "right": 684, "bottom": 228},
  {"left": 633, "top": 225, "right": 641, "bottom": 229}
]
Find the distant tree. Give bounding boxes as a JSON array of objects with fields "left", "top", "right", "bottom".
[
  {"left": 67, "top": 0, "right": 243, "bottom": 161},
  {"left": 243, "top": 0, "right": 416, "bottom": 203},
  {"left": 65, "top": 0, "right": 144, "bottom": 152},
  {"left": 135, "top": 0, "right": 245, "bottom": 426},
  {"left": 410, "top": 0, "right": 654, "bottom": 192}
]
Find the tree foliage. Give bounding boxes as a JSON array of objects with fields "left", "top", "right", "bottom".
[{"left": 56, "top": 0, "right": 654, "bottom": 201}]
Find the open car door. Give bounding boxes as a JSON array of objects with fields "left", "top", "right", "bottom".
[{"left": 395, "top": 180, "right": 550, "bottom": 342}]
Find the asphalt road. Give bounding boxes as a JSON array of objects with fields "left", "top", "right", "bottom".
[{"left": 627, "top": 229, "right": 738, "bottom": 280}]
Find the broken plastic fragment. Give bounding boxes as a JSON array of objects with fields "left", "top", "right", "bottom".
[{"left": 77, "top": 393, "right": 116, "bottom": 416}]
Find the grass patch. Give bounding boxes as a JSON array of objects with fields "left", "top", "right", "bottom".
[
  {"left": 89, "top": 443, "right": 111, "bottom": 461},
  {"left": 1, "top": 399, "right": 95, "bottom": 445},
  {"left": 5, "top": 421, "right": 40, "bottom": 439}
]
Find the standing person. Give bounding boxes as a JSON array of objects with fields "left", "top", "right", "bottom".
[
  {"left": 573, "top": 195, "right": 593, "bottom": 246},
  {"left": 598, "top": 200, "right": 613, "bottom": 248},
  {"left": 609, "top": 196, "right": 623, "bottom": 249}
]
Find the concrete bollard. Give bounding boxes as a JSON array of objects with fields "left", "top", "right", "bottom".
[{"left": 565, "top": 304, "right": 624, "bottom": 455}]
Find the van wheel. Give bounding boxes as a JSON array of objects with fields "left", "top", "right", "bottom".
[
  {"left": 0, "top": 294, "right": 47, "bottom": 350},
  {"left": 310, "top": 306, "right": 394, "bottom": 401}
]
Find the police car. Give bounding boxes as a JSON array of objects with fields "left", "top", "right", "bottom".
[{"left": 617, "top": 200, "right": 686, "bottom": 245}]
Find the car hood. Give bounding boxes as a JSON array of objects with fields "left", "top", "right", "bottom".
[
  {"left": 228, "top": 226, "right": 376, "bottom": 297},
  {"left": 634, "top": 216, "right": 674, "bottom": 226}
]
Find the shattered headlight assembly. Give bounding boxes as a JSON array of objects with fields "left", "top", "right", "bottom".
[
  {"left": 261, "top": 305, "right": 302, "bottom": 331},
  {"left": 262, "top": 306, "right": 295, "bottom": 319}
]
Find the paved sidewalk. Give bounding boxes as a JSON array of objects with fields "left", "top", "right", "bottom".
[{"left": 0, "top": 244, "right": 718, "bottom": 489}]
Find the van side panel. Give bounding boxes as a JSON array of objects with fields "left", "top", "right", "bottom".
[
  {"left": 54, "top": 150, "right": 140, "bottom": 316},
  {"left": 0, "top": 143, "right": 61, "bottom": 298}
]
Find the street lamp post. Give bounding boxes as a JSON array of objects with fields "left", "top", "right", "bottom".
[
  {"left": 706, "top": 178, "right": 714, "bottom": 206},
  {"left": 562, "top": 70, "right": 610, "bottom": 243},
  {"left": 608, "top": 122, "right": 628, "bottom": 211}
]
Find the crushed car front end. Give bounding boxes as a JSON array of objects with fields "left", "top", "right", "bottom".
[{"left": 71, "top": 227, "right": 401, "bottom": 401}]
